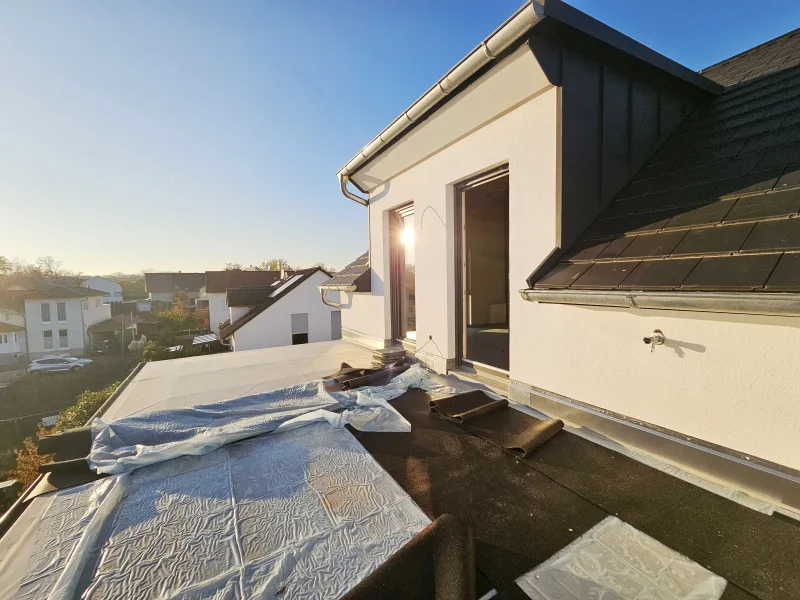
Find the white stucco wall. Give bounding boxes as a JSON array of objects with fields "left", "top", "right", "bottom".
[
  {"left": 516, "top": 303, "right": 800, "bottom": 471},
  {"left": 81, "top": 277, "right": 123, "bottom": 303},
  {"left": 24, "top": 296, "right": 111, "bottom": 358},
  {"left": 0, "top": 309, "right": 26, "bottom": 359},
  {"left": 205, "top": 293, "right": 229, "bottom": 334},
  {"left": 25, "top": 298, "right": 86, "bottom": 357},
  {"left": 337, "top": 45, "right": 800, "bottom": 470},
  {"left": 148, "top": 292, "right": 174, "bottom": 302},
  {"left": 344, "top": 76, "right": 559, "bottom": 358},
  {"left": 231, "top": 272, "right": 341, "bottom": 352}
]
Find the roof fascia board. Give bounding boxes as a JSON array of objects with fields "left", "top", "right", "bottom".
[
  {"left": 520, "top": 288, "right": 800, "bottom": 318},
  {"left": 337, "top": 0, "right": 720, "bottom": 188}
]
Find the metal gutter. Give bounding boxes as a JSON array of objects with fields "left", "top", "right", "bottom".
[
  {"left": 336, "top": 0, "right": 721, "bottom": 201},
  {"left": 0, "top": 361, "right": 144, "bottom": 538},
  {"left": 520, "top": 289, "right": 800, "bottom": 317},
  {"left": 336, "top": 0, "right": 546, "bottom": 194},
  {"left": 339, "top": 175, "right": 369, "bottom": 206}
]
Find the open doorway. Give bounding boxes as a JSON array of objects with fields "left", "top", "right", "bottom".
[{"left": 457, "top": 169, "right": 509, "bottom": 371}]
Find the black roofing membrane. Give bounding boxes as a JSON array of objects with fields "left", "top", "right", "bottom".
[
  {"left": 350, "top": 389, "right": 608, "bottom": 590},
  {"left": 354, "top": 390, "right": 800, "bottom": 599}
]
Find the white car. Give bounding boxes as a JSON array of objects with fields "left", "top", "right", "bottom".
[{"left": 28, "top": 357, "right": 93, "bottom": 374}]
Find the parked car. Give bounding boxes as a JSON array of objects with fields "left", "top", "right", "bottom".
[{"left": 28, "top": 357, "right": 93, "bottom": 374}]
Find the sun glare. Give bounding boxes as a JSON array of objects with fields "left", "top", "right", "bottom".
[{"left": 401, "top": 226, "right": 415, "bottom": 246}]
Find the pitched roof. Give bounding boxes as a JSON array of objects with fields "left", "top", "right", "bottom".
[
  {"left": 320, "top": 252, "right": 371, "bottom": 292},
  {"left": 531, "top": 55, "right": 800, "bottom": 293},
  {"left": 15, "top": 286, "right": 107, "bottom": 300},
  {"left": 700, "top": 28, "right": 800, "bottom": 87},
  {"left": 0, "top": 274, "right": 46, "bottom": 291},
  {"left": 219, "top": 269, "right": 329, "bottom": 339},
  {"left": 0, "top": 322, "right": 24, "bottom": 333},
  {"left": 204, "top": 270, "right": 282, "bottom": 294},
  {"left": 144, "top": 272, "right": 205, "bottom": 294}
]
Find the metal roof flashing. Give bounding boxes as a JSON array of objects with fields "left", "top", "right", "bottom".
[
  {"left": 520, "top": 288, "right": 800, "bottom": 317},
  {"left": 336, "top": 0, "right": 720, "bottom": 198}
]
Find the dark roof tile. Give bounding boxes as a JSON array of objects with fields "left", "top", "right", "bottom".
[
  {"left": 619, "top": 231, "right": 688, "bottom": 259},
  {"left": 741, "top": 217, "right": 800, "bottom": 252},
  {"left": 711, "top": 169, "right": 782, "bottom": 199},
  {"left": 753, "top": 143, "right": 800, "bottom": 171},
  {"left": 144, "top": 273, "right": 205, "bottom": 294},
  {"left": 533, "top": 262, "right": 591, "bottom": 288},
  {"left": 618, "top": 259, "right": 701, "bottom": 290},
  {"left": 320, "top": 252, "right": 371, "bottom": 291},
  {"left": 725, "top": 188, "right": 800, "bottom": 221},
  {"left": 597, "top": 236, "right": 636, "bottom": 259},
  {"left": 671, "top": 222, "right": 756, "bottom": 256},
  {"left": 563, "top": 239, "right": 611, "bottom": 262},
  {"left": 765, "top": 252, "right": 800, "bottom": 290},
  {"left": 204, "top": 271, "right": 282, "bottom": 294},
  {"left": 681, "top": 254, "right": 781, "bottom": 290},
  {"left": 775, "top": 165, "right": 800, "bottom": 189},
  {"left": 571, "top": 262, "right": 641, "bottom": 289},
  {"left": 664, "top": 200, "right": 736, "bottom": 229}
]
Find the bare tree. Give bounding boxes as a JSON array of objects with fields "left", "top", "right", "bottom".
[
  {"left": 0, "top": 255, "right": 10, "bottom": 275},
  {"left": 224, "top": 262, "right": 243, "bottom": 271},
  {"left": 259, "top": 258, "right": 292, "bottom": 271},
  {"left": 36, "top": 256, "right": 64, "bottom": 280}
]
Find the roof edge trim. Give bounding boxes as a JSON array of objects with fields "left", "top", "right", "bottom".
[
  {"left": 337, "top": 0, "right": 546, "bottom": 182},
  {"left": 337, "top": 0, "right": 721, "bottom": 186},
  {"left": 520, "top": 288, "right": 800, "bottom": 318}
]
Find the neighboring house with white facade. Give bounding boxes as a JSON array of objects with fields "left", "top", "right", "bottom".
[
  {"left": 219, "top": 269, "right": 341, "bottom": 352},
  {"left": 81, "top": 277, "right": 123, "bottom": 304},
  {"left": 144, "top": 272, "right": 205, "bottom": 303},
  {"left": 0, "top": 298, "right": 27, "bottom": 365},
  {"left": 323, "top": 1, "right": 800, "bottom": 488},
  {"left": 18, "top": 286, "right": 111, "bottom": 359},
  {"left": 201, "top": 270, "right": 282, "bottom": 334}
]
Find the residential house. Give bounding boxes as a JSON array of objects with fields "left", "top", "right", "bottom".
[
  {"left": 80, "top": 277, "right": 123, "bottom": 304},
  {"left": 18, "top": 286, "right": 111, "bottom": 358},
  {"left": 0, "top": 294, "right": 26, "bottom": 365},
  {"left": 324, "top": 1, "right": 800, "bottom": 478},
  {"left": 219, "top": 268, "right": 341, "bottom": 351},
  {"left": 200, "top": 270, "right": 282, "bottom": 334},
  {"left": 143, "top": 272, "right": 205, "bottom": 303}
]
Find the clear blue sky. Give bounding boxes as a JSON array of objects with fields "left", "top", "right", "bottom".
[{"left": 2, "top": 1, "right": 797, "bottom": 275}]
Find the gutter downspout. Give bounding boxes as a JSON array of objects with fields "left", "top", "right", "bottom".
[
  {"left": 340, "top": 175, "right": 369, "bottom": 207},
  {"left": 320, "top": 285, "right": 357, "bottom": 309}
]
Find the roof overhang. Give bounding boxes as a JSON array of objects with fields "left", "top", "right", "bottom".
[
  {"left": 337, "top": 0, "right": 720, "bottom": 197},
  {"left": 520, "top": 288, "right": 800, "bottom": 317}
]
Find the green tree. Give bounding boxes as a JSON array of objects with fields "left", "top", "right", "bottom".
[
  {"left": 0, "top": 255, "right": 10, "bottom": 275},
  {"left": 142, "top": 342, "right": 172, "bottom": 361},
  {"left": 9, "top": 382, "right": 120, "bottom": 492}
]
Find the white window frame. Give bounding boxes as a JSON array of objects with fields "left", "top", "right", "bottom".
[
  {"left": 43, "top": 330, "right": 54, "bottom": 350},
  {"left": 82, "top": 300, "right": 88, "bottom": 311},
  {"left": 57, "top": 302, "right": 67, "bottom": 322},
  {"left": 59, "top": 329, "right": 69, "bottom": 349},
  {"left": 41, "top": 303, "right": 51, "bottom": 324}
]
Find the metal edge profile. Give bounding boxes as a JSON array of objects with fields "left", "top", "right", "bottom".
[
  {"left": 520, "top": 288, "right": 800, "bottom": 317},
  {"left": 336, "top": 0, "right": 722, "bottom": 197},
  {"left": 336, "top": 1, "right": 546, "bottom": 185},
  {"left": 508, "top": 379, "right": 800, "bottom": 510},
  {"left": 0, "top": 361, "right": 145, "bottom": 538}
]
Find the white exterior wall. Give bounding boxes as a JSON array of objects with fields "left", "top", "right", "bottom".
[
  {"left": 81, "top": 277, "right": 123, "bottom": 303},
  {"left": 25, "top": 298, "right": 86, "bottom": 358},
  {"left": 0, "top": 309, "right": 27, "bottom": 361},
  {"left": 339, "top": 48, "right": 800, "bottom": 470},
  {"left": 231, "top": 272, "right": 341, "bottom": 352},
  {"left": 344, "top": 79, "right": 560, "bottom": 360},
  {"left": 205, "top": 293, "right": 229, "bottom": 334},
  {"left": 24, "top": 297, "right": 111, "bottom": 358}
]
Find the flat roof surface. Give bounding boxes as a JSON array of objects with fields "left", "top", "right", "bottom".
[{"left": 102, "top": 340, "right": 374, "bottom": 420}]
